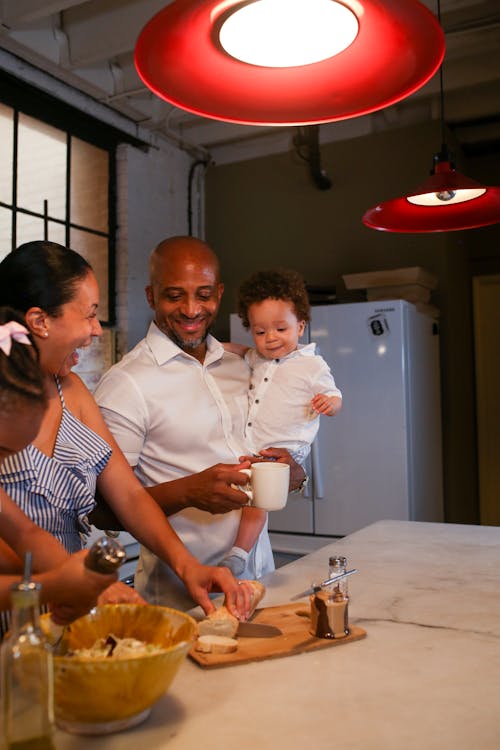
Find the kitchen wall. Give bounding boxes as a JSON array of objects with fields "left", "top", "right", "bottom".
[
  {"left": 114, "top": 139, "right": 194, "bottom": 357},
  {"left": 205, "top": 119, "right": 500, "bottom": 525}
]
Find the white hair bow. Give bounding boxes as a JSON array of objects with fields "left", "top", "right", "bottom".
[{"left": 0, "top": 321, "right": 32, "bottom": 356}]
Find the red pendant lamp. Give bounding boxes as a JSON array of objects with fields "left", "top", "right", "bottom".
[
  {"left": 134, "top": 0, "right": 445, "bottom": 127},
  {"left": 362, "top": 148, "right": 500, "bottom": 232},
  {"left": 362, "top": 2, "right": 500, "bottom": 232}
]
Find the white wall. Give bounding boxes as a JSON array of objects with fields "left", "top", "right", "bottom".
[{"left": 115, "top": 139, "right": 195, "bottom": 356}]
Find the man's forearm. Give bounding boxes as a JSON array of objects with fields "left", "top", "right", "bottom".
[
  {"left": 145, "top": 465, "right": 250, "bottom": 517},
  {"left": 146, "top": 476, "right": 191, "bottom": 515}
]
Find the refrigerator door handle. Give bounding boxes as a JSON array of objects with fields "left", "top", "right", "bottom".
[{"left": 311, "top": 438, "right": 324, "bottom": 499}]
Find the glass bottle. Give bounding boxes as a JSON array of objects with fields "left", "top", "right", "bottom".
[
  {"left": 328, "top": 555, "right": 349, "bottom": 599},
  {"left": 1, "top": 580, "right": 55, "bottom": 750}
]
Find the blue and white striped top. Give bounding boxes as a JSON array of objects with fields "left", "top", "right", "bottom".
[{"left": 0, "top": 376, "right": 112, "bottom": 553}]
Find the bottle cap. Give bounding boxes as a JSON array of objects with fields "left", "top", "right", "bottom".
[
  {"left": 10, "top": 581, "right": 42, "bottom": 610},
  {"left": 328, "top": 555, "right": 347, "bottom": 567},
  {"left": 9, "top": 551, "right": 42, "bottom": 601}
]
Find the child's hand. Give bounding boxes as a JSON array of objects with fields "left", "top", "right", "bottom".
[{"left": 311, "top": 393, "right": 342, "bottom": 417}]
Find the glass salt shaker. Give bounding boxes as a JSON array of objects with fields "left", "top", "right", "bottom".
[{"left": 328, "top": 555, "right": 349, "bottom": 599}]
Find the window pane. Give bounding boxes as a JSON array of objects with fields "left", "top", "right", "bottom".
[
  {"left": 16, "top": 213, "right": 45, "bottom": 246},
  {"left": 71, "top": 138, "right": 109, "bottom": 232},
  {"left": 0, "top": 104, "right": 14, "bottom": 205},
  {"left": 48, "top": 221, "right": 66, "bottom": 246},
  {"left": 70, "top": 228, "right": 109, "bottom": 321},
  {"left": 0, "top": 207, "right": 12, "bottom": 259},
  {"left": 17, "top": 114, "right": 66, "bottom": 221}
]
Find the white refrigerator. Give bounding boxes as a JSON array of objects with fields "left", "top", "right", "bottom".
[{"left": 230, "top": 300, "right": 443, "bottom": 537}]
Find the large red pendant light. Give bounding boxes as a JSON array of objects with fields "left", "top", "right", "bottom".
[
  {"left": 362, "top": 147, "right": 500, "bottom": 233},
  {"left": 134, "top": 0, "right": 445, "bottom": 127},
  {"left": 362, "top": 0, "right": 500, "bottom": 233}
]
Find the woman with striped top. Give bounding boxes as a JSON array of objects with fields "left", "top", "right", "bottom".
[
  {"left": 0, "top": 306, "right": 118, "bottom": 637},
  {"left": 0, "top": 242, "right": 249, "bottom": 619}
]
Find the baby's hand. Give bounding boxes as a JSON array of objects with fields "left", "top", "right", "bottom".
[{"left": 311, "top": 393, "right": 342, "bottom": 417}]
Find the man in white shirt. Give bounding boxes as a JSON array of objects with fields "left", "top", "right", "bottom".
[{"left": 94, "top": 236, "right": 306, "bottom": 609}]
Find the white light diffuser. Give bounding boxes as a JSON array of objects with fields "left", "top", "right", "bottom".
[
  {"left": 407, "top": 187, "right": 486, "bottom": 206},
  {"left": 219, "top": 0, "right": 359, "bottom": 68}
]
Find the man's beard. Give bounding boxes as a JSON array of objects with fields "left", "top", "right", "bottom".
[{"left": 160, "top": 320, "right": 211, "bottom": 351}]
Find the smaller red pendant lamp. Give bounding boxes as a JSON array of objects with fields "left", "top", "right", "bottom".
[
  {"left": 134, "top": 0, "right": 445, "bottom": 127},
  {"left": 362, "top": 2, "right": 500, "bottom": 233}
]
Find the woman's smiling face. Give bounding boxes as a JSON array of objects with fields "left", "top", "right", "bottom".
[{"left": 42, "top": 270, "right": 103, "bottom": 377}]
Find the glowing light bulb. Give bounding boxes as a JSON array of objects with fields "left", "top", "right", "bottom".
[
  {"left": 436, "top": 190, "right": 456, "bottom": 202},
  {"left": 219, "top": 0, "right": 359, "bottom": 68}
]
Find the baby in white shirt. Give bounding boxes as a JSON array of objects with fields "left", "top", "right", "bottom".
[{"left": 221, "top": 268, "right": 342, "bottom": 576}]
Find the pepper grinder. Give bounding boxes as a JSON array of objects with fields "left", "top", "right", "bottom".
[
  {"left": 46, "top": 536, "right": 126, "bottom": 650},
  {"left": 84, "top": 535, "right": 126, "bottom": 574}
]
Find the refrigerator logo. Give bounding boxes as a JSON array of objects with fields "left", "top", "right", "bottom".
[{"left": 368, "top": 314, "right": 390, "bottom": 337}]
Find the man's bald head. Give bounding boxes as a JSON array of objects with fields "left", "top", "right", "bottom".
[{"left": 149, "top": 236, "right": 220, "bottom": 287}]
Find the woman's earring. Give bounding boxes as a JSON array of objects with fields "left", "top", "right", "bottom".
[{"left": 43, "top": 332, "right": 49, "bottom": 338}]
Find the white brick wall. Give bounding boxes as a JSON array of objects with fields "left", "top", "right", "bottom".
[{"left": 114, "top": 138, "right": 201, "bottom": 358}]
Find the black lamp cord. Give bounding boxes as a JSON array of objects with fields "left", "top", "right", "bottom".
[
  {"left": 436, "top": 0, "right": 451, "bottom": 164},
  {"left": 188, "top": 158, "right": 210, "bottom": 236}
]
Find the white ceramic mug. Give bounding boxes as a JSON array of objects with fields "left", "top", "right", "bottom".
[{"left": 237, "top": 462, "right": 290, "bottom": 511}]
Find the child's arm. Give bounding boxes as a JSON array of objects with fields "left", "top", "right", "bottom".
[
  {"left": 218, "top": 507, "right": 267, "bottom": 577},
  {"left": 309, "top": 351, "right": 342, "bottom": 417},
  {"left": 311, "top": 393, "right": 343, "bottom": 417},
  {"left": 222, "top": 342, "right": 250, "bottom": 358}
]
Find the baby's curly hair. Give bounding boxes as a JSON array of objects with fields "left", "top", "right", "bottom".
[{"left": 237, "top": 268, "right": 310, "bottom": 329}]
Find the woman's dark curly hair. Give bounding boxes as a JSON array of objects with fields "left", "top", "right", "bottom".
[
  {"left": 237, "top": 268, "right": 310, "bottom": 329},
  {"left": 0, "top": 306, "right": 47, "bottom": 413}
]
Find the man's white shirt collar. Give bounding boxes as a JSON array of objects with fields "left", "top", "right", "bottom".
[{"left": 146, "top": 321, "right": 224, "bottom": 366}]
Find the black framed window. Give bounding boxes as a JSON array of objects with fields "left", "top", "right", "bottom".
[{"left": 0, "top": 72, "right": 133, "bottom": 326}]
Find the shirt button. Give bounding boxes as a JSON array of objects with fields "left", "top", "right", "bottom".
[
  {"left": 249, "top": 384, "right": 254, "bottom": 389},
  {"left": 255, "top": 399, "right": 259, "bottom": 404},
  {"left": 275, "top": 358, "right": 279, "bottom": 363},
  {"left": 264, "top": 377, "right": 268, "bottom": 382},
  {"left": 247, "top": 422, "right": 252, "bottom": 427}
]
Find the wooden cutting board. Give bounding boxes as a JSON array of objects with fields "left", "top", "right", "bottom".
[{"left": 189, "top": 602, "right": 367, "bottom": 669}]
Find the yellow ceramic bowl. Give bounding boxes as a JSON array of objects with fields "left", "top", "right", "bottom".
[{"left": 42, "top": 604, "right": 196, "bottom": 734}]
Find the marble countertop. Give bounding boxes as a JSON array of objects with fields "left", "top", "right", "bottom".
[{"left": 56, "top": 520, "right": 500, "bottom": 750}]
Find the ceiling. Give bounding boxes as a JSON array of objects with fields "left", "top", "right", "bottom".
[{"left": 1, "top": 0, "right": 500, "bottom": 164}]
